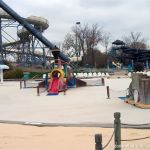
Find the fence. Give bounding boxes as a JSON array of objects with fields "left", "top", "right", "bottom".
[
  {"left": 37, "top": 80, "right": 47, "bottom": 96},
  {"left": 95, "top": 112, "right": 150, "bottom": 150},
  {"left": 20, "top": 79, "right": 47, "bottom": 96},
  {"left": 20, "top": 80, "right": 41, "bottom": 88},
  {"left": 106, "top": 86, "right": 128, "bottom": 99}
]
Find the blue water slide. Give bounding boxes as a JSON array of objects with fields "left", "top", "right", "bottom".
[{"left": 0, "top": 0, "right": 70, "bottom": 63}]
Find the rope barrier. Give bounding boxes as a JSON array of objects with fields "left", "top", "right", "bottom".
[
  {"left": 102, "top": 130, "right": 115, "bottom": 149},
  {"left": 121, "top": 123, "right": 150, "bottom": 126},
  {"left": 108, "top": 88, "right": 128, "bottom": 99},
  {"left": 121, "top": 136, "right": 150, "bottom": 141},
  {"left": 109, "top": 88, "right": 128, "bottom": 93},
  {"left": 121, "top": 122, "right": 150, "bottom": 142}
]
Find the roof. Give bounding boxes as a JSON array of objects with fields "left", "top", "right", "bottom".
[
  {"left": 0, "top": 64, "right": 9, "bottom": 69},
  {"left": 112, "top": 40, "right": 125, "bottom": 45},
  {"left": 112, "top": 46, "right": 150, "bottom": 61}
]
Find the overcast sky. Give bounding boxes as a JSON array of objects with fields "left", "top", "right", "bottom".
[{"left": 2, "top": 0, "right": 150, "bottom": 50}]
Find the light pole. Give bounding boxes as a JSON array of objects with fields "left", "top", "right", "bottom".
[
  {"left": 75, "top": 22, "right": 80, "bottom": 70},
  {"left": 0, "top": 18, "right": 3, "bottom": 64}
]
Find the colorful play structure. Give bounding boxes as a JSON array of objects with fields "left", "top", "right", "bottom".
[
  {"left": 47, "top": 59, "right": 67, "bottom": 95},
  {"left": 46, "top": 60, "right": 105, "bottom": 95},
  {"left": 47, "top": 58, "right": 89, "bottom": 95}
]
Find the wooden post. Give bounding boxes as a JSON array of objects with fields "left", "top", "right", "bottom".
[
  {"left": 20, "top": 80, "right": 22, "bottom": 89},
  {"left": 114, "top": 112, "right": 121, "bottom": 150},
  {"left": 139, "top": 78, "right": 150, "bottom": 104},
  {"left": 102, "top": 78, "right": 105, "bottom": 86},
  {"left": 24, "top": 80, "right": 26, "bottom": 88},
  {"left": 95, "top": 134, "right": 102, "bottom": 150},
  {"left": 107, "top": 86, "right": 110, "bottom": 99},
  {"left": 64, "top": 88, "right": 67, "bottom": 95},
  {"left": 37, "top": 86, "right": 40, "bottom": 96}
]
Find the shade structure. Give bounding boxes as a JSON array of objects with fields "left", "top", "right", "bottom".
[
  {"left": 0, "top": 64, "right": 9, "bottom": 69},
  {"left": 0, "top": 64, "right": 9, "bottom": 83}
]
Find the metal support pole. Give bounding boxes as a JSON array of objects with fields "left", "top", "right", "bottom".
[
  {"left": 0, "top": 18, "right": 3, "bottom": 62},
  {"left": 114, "top": 112, "right": 121, "bottom": 150},
  {"left": 107, "top": 86, "right": 110, "bottom": 99},
  {"left": 95, "top": 134, "right": 102, "bottom": 150},
  {"left": 75, "top": 26, "right": 78, "bottom": 69},
  {"left": 31, "top": 36, "right": 35, "bottom": 66},
  {"left": 43, "top": 47, "right": 46, "bottom": 67},
  {"left": 75, "top": 22, "right": 80, "bottom": 70},
  {"left": 45, "top": 73, "right": 48, "bottom": 90}
]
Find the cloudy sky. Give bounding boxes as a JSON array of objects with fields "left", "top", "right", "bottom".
[{"left": 2, "top": 0, "right": 150, "bottom": 50}]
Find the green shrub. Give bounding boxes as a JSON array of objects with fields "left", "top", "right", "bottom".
[
  {"left": 29, "top": 72, "right": 49, "bottom": 79},
  {"left": 133, "top": 62, "right": 144, "bottom": 72},
  {"left": 4, "top": 68, "right": 23, "bottom": 79},
  {"left": 3, "top": 60, "right": 14, "bottom": 70}
]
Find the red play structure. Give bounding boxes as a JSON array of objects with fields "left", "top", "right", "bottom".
[{"left": 48, "top": 59, "right": 67, "bottom": 95}]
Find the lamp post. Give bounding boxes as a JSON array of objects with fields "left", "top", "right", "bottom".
[
  {"left": 75, "top": 22, "right": 80, "bottom": 70},
  {"left": 0, "top": 18, "right": 3, "bottom": 63}
]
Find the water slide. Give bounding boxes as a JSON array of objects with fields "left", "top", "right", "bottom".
[
  {"left": 112, "top": 61, "right": 121, "bottom": 69},
  {"left": 0, "top": 0, "right": 70, "bottom": 63},
  {"left": 0, "top": 8, "right": 49, "bottom": 50},
  {"left": 0, "top": 8, "right": 49, "bottom": 31}
]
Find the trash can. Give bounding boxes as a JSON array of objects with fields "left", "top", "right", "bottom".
[{"left": 23, "top": 72, "right": 30, "bottom": 80}]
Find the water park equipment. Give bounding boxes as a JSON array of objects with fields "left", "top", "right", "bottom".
[
  {"left": 0, "top": 0, "right": 70, "bottom": 64},
  {"left": 48, "top": 59, "right": 67, "bottom": 95},
  {"left": 48, "top": 69, "right": 66, "bottom": 95},
  {"left": 0, "top": 9, "right": 49, "bottom": 31},
  {"left": 125, "top": 73, "right": 150, "bottom": 108},
  {"left": 0, "top": 64, "right": 9, "bottom": 83},
  {"left": 0, "top": 0, "right": 72, "bottom": 95},
  {"left": 0, "top": 0, "right": 105, "bottom": 95},
  {"left": 0, "top": 8, "right": 51, "bottom": 66},
  {"left": 112, "top": 61, "right": 121, "bottom": 69}
]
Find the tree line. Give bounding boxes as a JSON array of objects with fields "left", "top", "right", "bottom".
[{"left": 62, "top": 23, "right": 148, "bottom": 68}]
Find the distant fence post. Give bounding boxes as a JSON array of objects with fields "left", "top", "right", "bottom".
[
  {"left": 24, "top": 80, "right": 26, "bottom": 88},
  {"left": 114, "top": 112, "right": 121, "bottom": 150},
  {"left": 102, "top": 78, "right": 105, "bottom": 86},
  {"left": 107, "top": 86, "right": 110, "bottom": 99},
  {"left": 20, "top": 80, "right": 22, "bottom": 89},
  {"left": 95, "top": 134, "right": 102, "bottom": 150},
  {"left": 37, "top": 86, "right": 40, "bottom": 96}
]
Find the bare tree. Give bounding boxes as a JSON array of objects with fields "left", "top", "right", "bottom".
[
  {"left": 75, "top": 24, "right": 103, "bottom": 66},
  {"left": 62, "top": 33, "right": 75, "bottom": 50},
  {"left": 101, "top": 32, "right": 111, "bottom": 53},
  {"left": 101, "top": 32, "right": 111, "bottom": 70},
  {"left": 85, "top": 24, "right": 103, "bottom": 66},
  {"left": 123, "top": 32, "right": 147, "bottom": 49},
  {"left": 62, "top": 23, "right": 103, "bottom": 67},
  {"left": 72, "top": 24, "right": 87, "bottom": 58}
]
